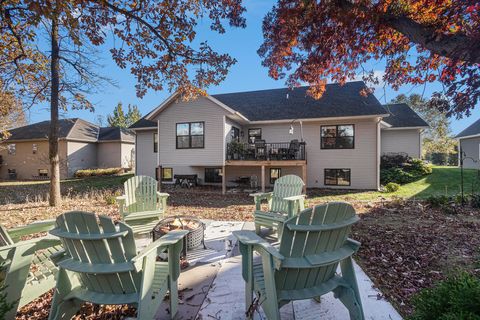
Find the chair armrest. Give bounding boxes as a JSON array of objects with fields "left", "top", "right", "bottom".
[
  {"left": 233, "top": 230, "right": 284, "bottom": 269},
  {"left": 250, "top": 192, "right": 273, "bottom": 211},
  {"left": 156, "top": 192, "right": 169, "bottom": 198},
  {"left": 8, "top": 219, "right": 57, "bottom": 242},
  {"left": 116, "top": 195, "right": 126, "bottom": 203},
  {"left": 283, "top": 195, "right": 306, "bottom": 201},
  {"left": 132, "top": 230, "right": 188, "bottom": 272},
  {"left": 50, "top": 249, "right": 67, "bottom": 266},
  {"left": 346, "top": 238, "right": 361, "bottom": 253}
]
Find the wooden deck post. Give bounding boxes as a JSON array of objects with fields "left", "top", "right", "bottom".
[
  {"left": 222, "top": 166, "right": 226, "bottom": 195},
  {"left": 261, "top": 165, "right": 266, "bottom": 193},
  {"left": 302, "top": 164, "right": 307, "bottom": 193}
]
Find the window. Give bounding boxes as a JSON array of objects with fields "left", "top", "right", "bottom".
[
  {"left": 205, "top": 168, "right": 222, "bottom": 183},
  {"left": 270, "top": 168, "right": 281, "bottom": 184},
  {"left": 321, "top": 125, "right": 354, "bottom": 149},
  {"left": 248, "top": 128, "right": 262, "bottom": 143},
  {"left": 32, "top": 144, "right": 38, "bottom": 154},
  {"left": 162, "top": 167, "right": 173, "bottom": 181},
  {"left": 324, "top": 169, "right": 351, "bottom": 186},
  {"left": 231, "top": 127, "right": 240, "bottom": 141},
  {"left": 7, "top": 144, "right": 15, "bottom": 155},
  {"left": 176, "top": 122, "right": 204, "bottom": 149},
  {"left": 153, "top": 133, "right": 158, "bottom": 153},
  {"left": 38, "top": 169, "right": 48, "bottom": 177}
]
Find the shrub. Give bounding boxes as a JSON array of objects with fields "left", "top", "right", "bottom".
[
  {"left": 75, "top": 167, "right": 123, "bottom": 178},
  {"left": 470, "top": 194, "right": 480, "bottom": 209},
  {"left": 426, "top": 195, "right": 450, "bottom": 208},
  {"left": 384, "top": 182, "right": 400, "bottom": 193},
  {"left": 380, "top": 155, "right": 432, "bottom": 185},
  {"left": 380, "top": 168, "right": 416, "bottom": 185},
  {"left": 409, "top": 272, "right": 480, "bottom": 320},
  {"left": 380, "top": 153, "right": 410, "bottom": 169}
]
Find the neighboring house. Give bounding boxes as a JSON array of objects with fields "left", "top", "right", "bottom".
[
  {"left": 130, "top": 81, "right": 427, "bottom": 193},
  {"left": 380, "top": 103, "right": 429, "bottom": 158},
  {"left": 0, "top": 118, "right": 135, "bottom": 180},
  {"left": 456, "top": 118, "right": 480, "bottom": 169}
]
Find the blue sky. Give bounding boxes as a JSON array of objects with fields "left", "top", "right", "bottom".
[{"left": 27, "top": 0, "right": 479, "bottom": 134}]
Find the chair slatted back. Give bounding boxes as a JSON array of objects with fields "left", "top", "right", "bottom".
[
  {"left": 52, "top": 211, "right": 140, "bottom": 294},
  {"left": 270, "top": 175, "right": 304, "bottom": 213},
  {"left": 0, "top": 225, "right": 14, "bottom": 247},
  {"left": 275, "top": 202, "right": 358, "bottom": 292},
  {"left": 124, "top": 175, "right": 159, "bottom": 213}
]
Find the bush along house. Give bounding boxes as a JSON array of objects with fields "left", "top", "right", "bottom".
[{"left": 130, "top": 81, "right": 428, "bottom": 193}]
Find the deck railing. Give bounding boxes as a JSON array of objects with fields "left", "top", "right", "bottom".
[{"left": 226, "top": 141, "right": 306, "bottom": 161}]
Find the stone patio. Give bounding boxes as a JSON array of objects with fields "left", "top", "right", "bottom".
[{"left": 146, "top": 220, "right": 402, "bottom": 320}]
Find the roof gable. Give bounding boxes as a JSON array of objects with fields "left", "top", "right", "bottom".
[
  {"left": 456, "top": 118, "right": 480, "bottom": 138},
  {"left": 382, "top": 103, "right": 429, "bottom": 128}
]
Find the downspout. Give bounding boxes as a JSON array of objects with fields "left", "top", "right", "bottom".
[
  {"left": 376, "top": 117, "right": 382, "bottom": 190},
  {"left": 157, "top": 120, "right": 160, "bottom": 167}
]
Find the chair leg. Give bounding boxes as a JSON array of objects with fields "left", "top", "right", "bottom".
[
  {"left": 255, "top": 224, "right": 261, "bottom": 235},
  {"left": 48, "top": 269, "right": 81, "bottom": 320},
  {"left": 337, "top": 257, "right": 365, "bottom": 320},
  {"left": 245, "top": 282, "right": 254, "bottom": 319},
  {"left": 169, "top": 278, "right": 179, "bottom": 319}
]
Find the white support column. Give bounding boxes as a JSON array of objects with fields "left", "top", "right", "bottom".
[
  {"left": 302, "top": 164, "right": 307, "bottom": 193},
  {"left": 261, "top": 165, "right": 266, "bottom": 193},
  {"left": 222, "top": 165, "right": 226, "bottom": 195}
]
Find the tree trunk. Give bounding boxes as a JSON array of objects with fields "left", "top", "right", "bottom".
[{"left": 49, "top": 11, "right": 61, "bottom": 207}]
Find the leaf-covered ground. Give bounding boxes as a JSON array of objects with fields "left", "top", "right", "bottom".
[
  {"left": 352, "top": 201, "right": 480, "bottom": 316},
  {"left": 2, "top": 184, "right": 479, "bottom": 318}
]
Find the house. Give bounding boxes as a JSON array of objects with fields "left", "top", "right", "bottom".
[
  {"left": 130, "top": 81, "right": 427, "bottom": 193},
  {"left": 456, "top": 118, "right": 480, "bottom": 169},
  {"left": 0, "top": 118, "right": 135, "bottom": 180},
  {"left": 381, "top": 103, "right": 429, "bottom": 158}
]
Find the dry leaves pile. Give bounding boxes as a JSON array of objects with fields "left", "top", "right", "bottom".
[{"left": 352, "top": 201, "right": 480, "bottom": 316}]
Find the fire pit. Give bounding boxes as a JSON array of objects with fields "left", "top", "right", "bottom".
[{"left": 152, "top": 215, "right": 206, "bottom": 251}]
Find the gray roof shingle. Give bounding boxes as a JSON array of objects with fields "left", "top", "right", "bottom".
[
  {"left": 129, "top": 117, "right": 157, "bottom": 129},
  {"left": 456, "top": 118, "right": 480, "bottom": 138},
  {"left": 382, "top": 104, "right": 429, "bottom": 128},
  {"left": 98, "top": 127, "right": 135, "bottom": 142},
  {"left": 6, "top": 118, "right": 134, "bottom": 142},
  {"left": 212, "top": 81, "right": 387, "bottom": 121}
]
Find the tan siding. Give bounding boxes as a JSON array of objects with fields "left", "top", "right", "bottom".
[
  {"left": 66, "top": 141, "right": 97, "bottom": 176},
  {"left": 381, "top": 129, "right": 422, "bottom": 158},
  {"left": 0, "top": 140, "right": 68, "bottom": 179},
  {"left": 242, "top": 119, "right": 379, "bottom": 189},
  {"left": 459, "top": 137, "right": 480, "bottom": 169},
  {"left": 154, "top": 97, "right": 230, "bottom": 167},
  {"left": 97, "top": 142, "right": 122, "bottom": 168},
  {"left": 120, "top": 143, "right": 135, "bottom": 169},
  {"left": 135, "top": 130, "right": 157, "bottom": 177}
]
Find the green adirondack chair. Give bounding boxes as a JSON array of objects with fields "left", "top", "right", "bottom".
[
  {"left": 234, "top": 202, "right": 364, "bottom": 320},
  {"left": 116, "top": 175, "right": 169, "bottom": 235},
  {"left": 0, "top": 220, "right": 63, "bottom": 319},
  {"left": 48, "top": 211, "right": 187, "bottom": 320},
  {"left": 253, "top": 174, "right": 305, "bottom": 238}
]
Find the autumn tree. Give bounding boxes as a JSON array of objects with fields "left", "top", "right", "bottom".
[
  {"left": 259, "top": 1, "right": 480, "bottom": 118},
  {"left": 108, "top": 102, "right": 142, "bottom": 128},
  {"left": 391, "top": 94, "right": 456, "bottom": 155},
  {"left": 0, "top": 88, "right": 26, "bottom": 145},
  {"left": 1, "top": 0, "right": 246, "bottom": 206}
]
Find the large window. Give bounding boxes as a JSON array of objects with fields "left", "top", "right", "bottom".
[
  {"left": 153, "top": 133, "right": 158, "bottom": 153},
  {"left": 324, "top": 169, "right": 351, "bottom": 186},
  {"left": 205, "top": 168, "right": 222, "bottom": 183},
  {"left": 162, "top": 167, "right": 173, "bottom": 181},
  {"left": 176, "top": 122, "right": 204, "bottom": 149},
  {"left": 7, "top": 144, "right": 15, "bottom": 155},
  {"left": 321, "top": 125, "right": 354, "bottom": 149},
  {"left": 270, "top": 168, "right": 281, "bottom": 184},
  {"left": 248, "top": 128, "right": 262, "bottom": 143}
]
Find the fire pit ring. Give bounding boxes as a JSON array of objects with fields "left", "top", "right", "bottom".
[{"left": 152, "top": 215, "right": 205, "bottom": 250}]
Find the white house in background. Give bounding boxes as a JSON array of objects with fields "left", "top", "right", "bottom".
[
  {"left": 380, "top": 103, "right": 429, "bottom": 158},
  {"left": 130, "top": 81, "right": 428, "bottom": 193},
  {"left": 456, "top": 118, "right": 480, "bottom": 169}
]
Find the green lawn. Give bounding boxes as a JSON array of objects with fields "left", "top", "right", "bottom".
[{"left": 307, "top": 166, "right": 480, "bottom": 203}]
